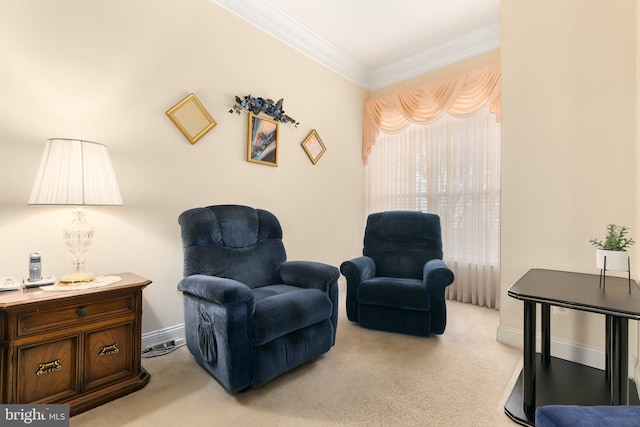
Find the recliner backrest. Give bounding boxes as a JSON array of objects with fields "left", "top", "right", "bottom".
[
  {"left": 363, "top": 211, "right": 443, "bottom": 279},
  {"left": 179, "top": 205, "right": 286, "bottom": 287}
]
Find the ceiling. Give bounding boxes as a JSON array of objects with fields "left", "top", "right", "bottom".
[{"left": 212, "top": 0, "right": 500, "bottom": 90}]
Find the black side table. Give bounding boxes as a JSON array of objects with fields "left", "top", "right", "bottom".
[{"left": 505, "top": 269, "right": 640, "bottom": 426}]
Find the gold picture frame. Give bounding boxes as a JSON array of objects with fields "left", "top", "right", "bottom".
[
  {"left": 166, "top": 93, "right": 216, "bottom": 144},
  {"left": 301, "top": 129, "right": 326, "bottom": 164},
  {"left": 247, "top": 113, "right": 279, "bottom": 166}
]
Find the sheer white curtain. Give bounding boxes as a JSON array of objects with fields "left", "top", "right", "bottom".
[{"left": 367, "top": 106, "right": 501, "bottom": 308}]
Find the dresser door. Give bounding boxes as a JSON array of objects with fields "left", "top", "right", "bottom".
[
  {"left": 85, "top": 322, "right": 134, "bottom": 389},
  {"left": 16, "top": 336, "right": 79, "bottom": 403}
]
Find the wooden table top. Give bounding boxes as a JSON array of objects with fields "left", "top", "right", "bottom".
[
  {"left": 0, "top": 272, "right": 151, "bottom": 309},
  {"left": 508, "top": 268, "right": 640, "bottom": 319}
]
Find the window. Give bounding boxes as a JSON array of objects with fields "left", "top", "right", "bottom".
[{"left": 367, "top": 107, "right": 501, "bottom": 308}]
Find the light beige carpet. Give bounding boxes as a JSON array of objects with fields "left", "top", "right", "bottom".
[{"left": 71, "top": 295, "right": 522, "bottom": 427}]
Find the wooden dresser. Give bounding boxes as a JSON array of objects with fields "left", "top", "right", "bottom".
[{"left": 0, "top": 272, "right": 151, "bottom": 415}]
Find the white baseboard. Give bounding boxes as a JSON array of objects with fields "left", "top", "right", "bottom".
[
  {"left": 497, "top": 325, "right": 638, "bottom": 385},
  {"left": 142, "top": 324, "right": 186, "bottom": 350}
]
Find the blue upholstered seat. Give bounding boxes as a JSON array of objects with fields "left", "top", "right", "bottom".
[
  {"left": 535, "top": 405, "right": 640, "bottom": 427},
  {"left": 177, "top": 205, "right": 339, "bottom": 393},
  {"left": 340, "top": 211, "right": 454, "bottom": 336}
]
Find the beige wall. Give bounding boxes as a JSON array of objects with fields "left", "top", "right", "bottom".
[
  {"left": 637, "top": 0, "right": 640, "bottom": 387},
  {"left": 0, "top": 0, "right": 367, "bottom": 334},
  {"left": 500, "top": 0, "right": 637, "bottom": 367}
]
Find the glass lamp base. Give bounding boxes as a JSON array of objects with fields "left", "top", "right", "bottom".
[{"left": 61, "top": 207, "right": 96, "bottom": 284}]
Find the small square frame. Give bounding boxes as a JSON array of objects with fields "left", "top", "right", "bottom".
[
  {"left": 301, "top": 129, "right": 326, "bottom": 164},
  {"left": 166, "top": 93, "right": 216, "bottom": 144},
  {"left": 247, "top": 113, "right": 279, "bottom": 166}
]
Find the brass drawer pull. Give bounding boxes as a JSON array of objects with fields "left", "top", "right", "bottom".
[
  {"left": 99, "top": 343, "right": 120, "bottom": 357},
  {"left": 77, "top": 307, "right": 88, "bottom": 317},
  {"left": 36, "top": 359, "right": 62, "bottom": 376}
]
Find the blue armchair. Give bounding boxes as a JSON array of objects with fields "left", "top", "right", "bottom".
[
  {"left": 535, "top": 405, "right": 640, "bottom": 427},
  {"left": 340, "top": 211, "right": 454, "bottom": 336},
  {"left": 177, "top": 205, "right": 339, "bottom": 393}
]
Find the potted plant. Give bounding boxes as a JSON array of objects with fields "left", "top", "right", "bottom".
[{"left": 589, "top": 224, "right": 635, "bottom": 271}]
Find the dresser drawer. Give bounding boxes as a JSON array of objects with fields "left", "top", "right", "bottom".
[
  {"left": 17, "top": 336, "right": 79, "bottom": 403},
  {"left": 18, "top": 295, "right": 135, "bottom": 337},
  {"left": 85, "top": 322, "right": 134, "bottom": 389}
]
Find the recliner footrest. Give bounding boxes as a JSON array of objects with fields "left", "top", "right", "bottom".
[
  {"left": 253, "top": 287, "right": 332, "bottom": 345},
  {"left": 358, "top": 277, "right": 430, "bottom": 311}
]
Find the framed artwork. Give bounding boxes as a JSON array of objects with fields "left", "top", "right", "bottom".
[
  {"left": 166, "top": 93, "right": 217, "bottom": 144},
  {"left": 247, "top": 113, "right": 279, "bottom": 166},
  {"left": 301, "top": 129, "right": 326, "bottom": 164}
]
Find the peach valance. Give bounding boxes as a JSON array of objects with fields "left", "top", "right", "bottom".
[{"left": 363, "top": 61, "right": 501, "bottom": 164}]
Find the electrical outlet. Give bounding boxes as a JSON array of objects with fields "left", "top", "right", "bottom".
[
  {"left": 552, "top": 306, "right": 569, "bottom": 316},
  {"left": 141, "top": 338, "right": 186, "bottom": 358}
]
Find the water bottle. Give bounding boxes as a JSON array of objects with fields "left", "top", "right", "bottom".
[{"left": 28, "top": 251, "right": 42, "bottom": 282}]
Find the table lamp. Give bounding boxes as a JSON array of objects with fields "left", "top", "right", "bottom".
[{"left": 28, "top": 138, "right": 123, "bottom": 283}]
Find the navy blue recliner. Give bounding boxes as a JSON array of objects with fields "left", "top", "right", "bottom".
[
  {"left": 177, "top": 205, "right": 339, "bottom": 393},
  {"left": 535, "top": 405, "right": 640, "bottom": 427},
  {"left": 340, "top": 211, "right": 454, "bottom": 336}
]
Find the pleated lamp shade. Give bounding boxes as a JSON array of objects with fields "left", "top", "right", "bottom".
[
  {"left": 29, "top": 138, "right": 122, "bottom": 206},
  {"left": 28, "top": 138, "right": 122, "bottom": 283}
]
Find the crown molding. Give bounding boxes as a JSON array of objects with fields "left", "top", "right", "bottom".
[
  {"left": 211, "top": 0, "right": 499, "bottom": 91},
  {"left": 368, "top": 23, "right": 500, "bottom": 90},
  {"left": 211, "top": 0, "right": 369, "bottom": 87}
]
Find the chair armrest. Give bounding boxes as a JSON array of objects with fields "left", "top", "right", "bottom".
[
  {"left": 340, "top": 256, "right": 376, "bottom": 283},
  {"left": 423, "top": 259, "right": 455, "bottom": 289},
  {"left": 423, "top": 259, "right": 455, "bottom": 334},
  {"left": 178, "top": 274, "right": 255, "bottom": 393},
  {"left": 178, "top": 274, "right": 255, "bottom": 307},
  {"left": 340, "top": 256, "right": 376, "bottom": 322},
  {"left": 279, "top": 260, "right": 340, "bottom": 345},
  {"left": 279, "top": 260, "right": 340, "bottom": 293}
]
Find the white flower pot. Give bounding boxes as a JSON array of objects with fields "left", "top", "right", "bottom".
[{"left": 596, "top": 249, "right": 629, "bottom": 271}]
